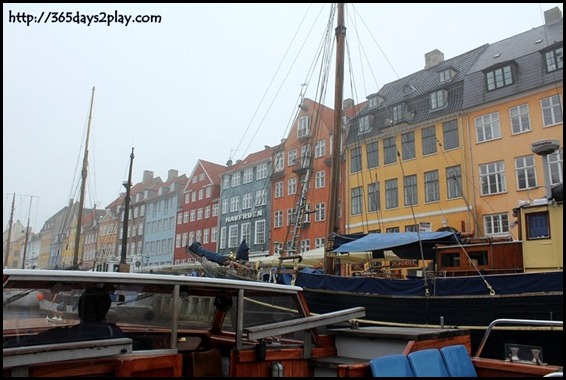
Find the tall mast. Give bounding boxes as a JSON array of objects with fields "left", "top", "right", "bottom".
[
  {"left": 72, "top": 86, "right": 95, "bottom": 268},
  {"left": 325, "top": 3, "right": 345, "bottom": 274},
  {"left": 21, "top": 195, "right": 36, "bottom": 269},
  {"left": 119, "top": 147, "right": 135, "bottom": 273},
  {"left": 3, "top": 193, "right": 16, "bottom": 268}
]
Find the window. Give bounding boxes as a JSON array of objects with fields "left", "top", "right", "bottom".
[
  {"left": 541, "top": 95, "right": 563, "bottom": 127},
  {"left": 515, "top": 155, "right": 537, "bottom": 190},
  {"left": 254, "top": 220, "right": 266, "bottom": 244},
  {"left": 190, "top": 210, "right": 196, "bottom": 221},
  {"left": 315, "top": 139, "right": 326, "bottom": 158},
  {"left": 231, "top": 172, "right": 241, "bottom": 187},
  {"left": 368, "top": 96, "right": 379, "bottom": 108},
  {"left": 421, "top": 126, "right": 437, "bottom": 155},
  {"left": 315, "top": 170, "right": 325, "bottom": 189},
  {"left": 243, "top": 168, "right": 253, "bottom": 183},
  {"left": 367, "top": 182, "right": 380, "bottom": 212},
  {"left": 274, "top": 152, "right": 284, "bottom": 171},
  {"left": 350, "top": 146, "right": 362, "bottom": 173},
  {"left": 440, "top": 253, "right": 460, "bottom": 268},
  {"left": 230, "top": 196, "right": 239, "bottom": 212},
  {"left": 475, "top": 112, "right": 501, "bottom": 143},
  {"left": 446, "top": 165, "right": 462, "bottom": 199},
  {"left": 480, "top": 161, "right": 507, "bottom": 195},
  {"left": 288, "top": 149, "right": 297, "bottom": 166},
  {"left": 509, "top": 104, "right": 531, "bottom": 134},
  {"left": 367, "top": 141, "right": 379, "bottom": 168},
  {"left": 403, "top": 175, "right": 418, "bottom": 206},
  {"left": 442, "top": 119, "right": 459, "bottom": 150},
  {"left": 206, "top": 187, "right": 211, "bottom": 198},
  {"left": 351, "top": 187, "right": 363, "bottom": 215},
  {"left": 383, "top": 137, "right": 397, "bottom": 164},
  {"left": 548, "top": 148, "right": 563, "bottom": 185},
  {"left": 300, "top": 239, "right": 311, "bottom": 253},
  {"left": 358, "top": 115, "right": 371, "bottom": 134},
  {"left": 288, "top": 178, "right": 297, "bottom": 195},
  {"left": 221, "top": 199, "right": 228, "bottom": 214},
  {"left": 228, "top": 225, "right": 239, "bottom": 248},
  {"left": 544, "top": 46, "right": 563, "bottom": 73},
  {"left": 385, "top": 179, "right": 398, "bottom": 209},
  {"left": 314, "top": 203, "right": 326, "bottom": 222},
  {"left": 405, "top": 224, "right": 418, "bottom": 232},
  {"left": 298, "top": 116, "right": 311, "bottom": 138},
  {"left": 219, "top": 227, "right": 226, "bottom": 249},
  {"left": 386, "top": 227, "right": 400, "bottom": 233},
  {"left": 241, "top": 222, "right": 251, "bottom": 244},
  {"left": 205, "top": 206, "right": 211, "bottom": 218},
  {"left": 256, "top": 163, "right": 268, "bottom": 180},
  {"left": 274, "top": 210, "right": 283, "bottom": 228},
  {"left": 401, "top": 131, "right": 415, "bottom": 160},
  {"left": 242, "top": 192, "right": 253, "bottom": 209},
  {"left": 392, "top": 105, "right": 403, "bottom": 122},
  {"left": 484, "top": 213, "right": 510, "bottom": 235},
  {"left": 430, "top": 89, "right": 447, "bottom": 109},
  {"left": 486, "top": 64, "right": 513, "bottom": 91},
  {"left": 222, "top": 176, "right": 229, "bottom": 190},
  {"left": 286, "top": 208, "right": 294, "bottom": 226},
  {"left": 526, "top": 212, "right": 550, "bottom": 239},
  {"left": 424, "top": 170, "right": 440, "bottom": 203},
  {"left": 438, "top": 68, "right": 454, "bottom": 83},
  {"left": 275, "top": 181, "right": 283, "bottom": 198},
  {"left": 255, "top": 189, "right": 267, "bottom": 206},
  {"left": 315, "top": 237, "right": 325, "bottom": 249},
  {"left": 300, "top": 145, "right": 311, "bottom": 169}
]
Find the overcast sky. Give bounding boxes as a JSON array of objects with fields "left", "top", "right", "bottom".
[{"left": 3, "top": 3, "right": 563, "bottom": 232}]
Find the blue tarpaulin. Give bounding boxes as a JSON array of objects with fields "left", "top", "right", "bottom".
[{"left": 333, "top": 231, "right": 458, "bottom": 260}]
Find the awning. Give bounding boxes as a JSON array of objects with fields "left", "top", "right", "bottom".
[{"left": 333, "top": 231, "right": 459, "bottom": 260}]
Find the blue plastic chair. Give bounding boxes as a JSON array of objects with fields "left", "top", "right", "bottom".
[
  {"left": 408, "top": 348, "right": 449, "bottom": 377},
  {"left": 440, "top": 344, "right": 478, "bottom": 377},
  {"left": 369, "top": 354, "right": 415, "bottom": 377}
]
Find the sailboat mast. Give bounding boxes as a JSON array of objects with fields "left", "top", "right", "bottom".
[
  {"left": 325, "top": 3, "right": 345, "bottom": 275},
  {"left": 72, "top": 86, "right": 95, "bottom": 268},
  {"left": 119, "top": 147, "right": 135, "bottom": 273},
  {"left": 21, "top": 195, "right": 35, "bottom": 269},
  {"left": 3, "top": 193, "right": 16, "bottom": 268}
]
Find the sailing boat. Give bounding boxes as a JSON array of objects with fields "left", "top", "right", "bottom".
[{"left": 292, "top": 4, "right": 563, "bottom": 366}]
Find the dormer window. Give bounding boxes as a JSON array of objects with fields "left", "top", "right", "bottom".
[
  {"left": 297, "top": 116, "right": 311, "bottom": 138},
  {"left": 430, "top": 90, "right": 447, "bottom": 110},
  {"left": 485, "top": 64, "right": 514, "bottom": 91},
  {"left": 368, "top": 95, "right": 384, "bottom": 108},
  {"left": 544, "top": 46, "right": 563, "bottom": 73},
  {"left": 438, "top": 68, "right": 455, "bottom": 83},
  {"left": 392, "top": 105, "right": 403, "bottom": 122},
  {"left": 358, "top": 115, "right": 371, "bottom": 134},
  {"left": 402, "top": 84, "right": 416, "bottom": 96}
]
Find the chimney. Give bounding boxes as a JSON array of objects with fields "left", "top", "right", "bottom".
[
  {"left": 143, "top": 170, "right": 154, "bottom": 182},
  {"left": 342, "top": 98, "right": 354, "bottom": 110},
  {"left": 424, "top": 49, "right": 444, "bottom": 69},
  {"left": 544, "top": 7, "right": 562, "bottom": 25},
  {"left": 167, "top": 169, "right": 178, "bottom": 181}
]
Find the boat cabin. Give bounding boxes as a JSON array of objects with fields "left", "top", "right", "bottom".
[{"left": 3, "top": 269, "right": 365, "bottom": 377}]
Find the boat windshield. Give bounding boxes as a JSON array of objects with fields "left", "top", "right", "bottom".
[{"left": 3, "top": 272, "right": 306, "bottom": 350}]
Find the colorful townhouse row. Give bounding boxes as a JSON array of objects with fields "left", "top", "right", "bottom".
[{"left": 4, "top": 7, "right": 562, "bottom": 273}]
